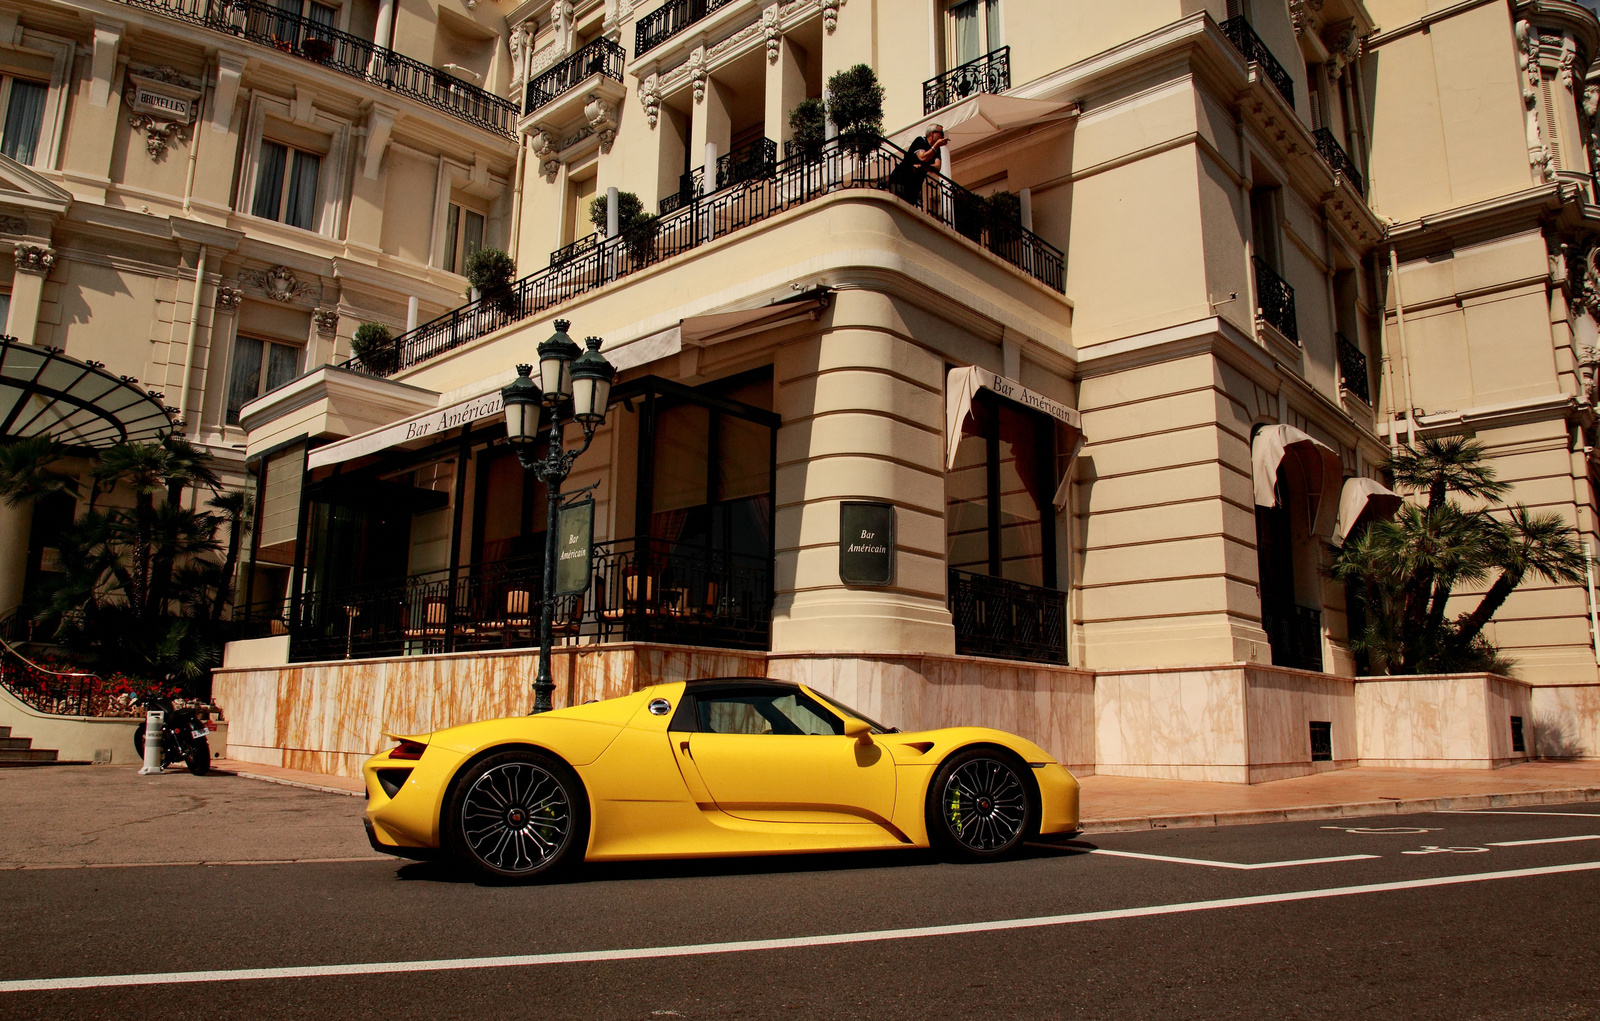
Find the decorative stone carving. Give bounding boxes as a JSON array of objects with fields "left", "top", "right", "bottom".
[
  {"left": 763, "top": 5, "right": 781, "bottom": 62},
  {"left": 214, "top": 284, "right": 243, "bottom": 314},
  {"left": 243, "top": 265, "right": 317, "bottom": 303},
  {"left": 585, "top": 93, "right": 618, "bottom": 153},
  {"left": 639, "top": 72, "right": 660, "bottom": 129},
  {"left": 822, "top": 0, "right": 841, "bottom": 33},
  {"left": 0, "top": 216, "right": 25, "bottom": 235},
  {"left": 13, "top": 243, "right": 54, "bottom": 274},
  {"left": 553, "top": 0, "right": 575, "bottom": 49},
  {"left": 1325, "top": 23, "right": 1362, "bottom": 82},
  {"left": 533, "top": 127, "right": 561, "bottom": 160},
  {"left": 312, "top": 308, "right": 340, "bottom": 335},
  {"left": 688, "top": 48, "right": 707, "bottom": 104},
  {"left": 509, "top": 22, "right": 531, "bottom": 86},
  {"left": 1288, "top": 0, "right": 1324, "bottom": 35},
  {"left": 1562, "top": 36, "right": 1577, "bottom": 93},
  {"left": 541, "top": 157, "right": 562, "bottom": 180},
  {"left": 1516, "top": 21, "right": 1550, "bottom": 180},
  {"left": 123, "top": 67, "right": 201, "bottom": 161}
]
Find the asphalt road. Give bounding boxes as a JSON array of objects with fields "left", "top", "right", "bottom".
[{"left": 2, "top": 768, "right": 1598, "bottom": 1020}]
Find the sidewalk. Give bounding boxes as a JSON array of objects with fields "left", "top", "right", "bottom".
[{"left": 213, "top": 758, "right": 1600, "bottom": 832}]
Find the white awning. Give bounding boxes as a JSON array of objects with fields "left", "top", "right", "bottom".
[
  {"left": 307, "top": 388, "right": 504, "bottom": 470},
  {"left": 680, "top": 296, "right": 826, "bottom": 347},
  {"left": 945, "top": 365, "right": 1084, "bottom": 510},
  {"left": 1333, "top": 476, "right": 1404, "bottom": 543},
  {"left": 899, "top": 94, "right": 1077, "bottom": 152},
  {"left": 1251, "top": 424, "right": 1344, "bottom": 536}
]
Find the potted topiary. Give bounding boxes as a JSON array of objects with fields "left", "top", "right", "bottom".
[
  {"left": 788, "top": 98, "right": 827, "bottom": 162},
  {"left": 350, "top": 322, "right": 396, "bottom": 375},
  {"left": 621, "top": 212, "right": 661, "bottom": 264},
  {"left": 589, "top": 190, "right": 647, "bottom": 234},
  {"left": 984, "top": 190, "right": 1023, "bottom": 254},
  {"left": 827, "top": 64, "right": 884, "bottom": 153},
  {"left": 464, "top": 248, "right": 518, "bottom": 317}
]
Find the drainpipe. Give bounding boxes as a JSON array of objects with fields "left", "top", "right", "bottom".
[
  {"left": 1388, "top": 246, "right": 1417, "bottom": 448},
  {"left": 508, "top": 134, "right": 526, "bottom": 261},
  {"left": 176, "top": 245, "right": 208, "bottom": 431},
  {"left": 1587, "top": 540, "right": 1600, "bottom": 665}
]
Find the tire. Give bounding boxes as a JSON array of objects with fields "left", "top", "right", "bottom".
[
  {"left": 184, "top": 736, "right": 210, "bottom": 776},
  {"left": 132, "top": 724, "right": 147, "bottom": 761},
  {"left": 443, "top": 749, "right": 588, "bottom": 882},
  {"left": 925, "top": 747, "right": 1035, "bottom": 862}
]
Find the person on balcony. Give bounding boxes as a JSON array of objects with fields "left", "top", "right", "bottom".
[{"left": 889, "top": 124, "right": 948, "bottom": 208}]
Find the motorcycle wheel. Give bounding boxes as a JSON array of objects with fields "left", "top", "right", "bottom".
[
  {"left": 184, "top": 736, "right": 211, "bottom": 776},
  {"left": 132, "top": 724, "right": 146, "bottom": 760}
]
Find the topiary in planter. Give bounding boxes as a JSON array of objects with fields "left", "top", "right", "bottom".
[
  {"left": 621, "top": 213, "right": 660, "bottom": 264},
  {"left": 589, "top": 191, "right": 646, "bottom": 234},
  {"left": 464, "top": 248, "right": 518, "bottom": 316},
  {"left": 789, "top": 98, "right": 827, "bottom": 161},
  {"left": 350, "top": 322, "right": 396, "bottom": 374},
  {"left": 827, "top": 64, "right": 884, "bottom": 151}
]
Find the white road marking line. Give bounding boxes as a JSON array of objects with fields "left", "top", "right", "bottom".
[
  {"left": 1089, "top": 849, "right": 1380, "bottom": 870},
  {"left": 1486, "top": 835, "right": 1600, "bottom": 847},
  {"left": 0, "top": 857, "right": 389, "bottom": 871},
  {"left": 6, "top": 860, "right": 1596, "bottom": 994},
  {"left": 1443, "top": 811, "right": 1600, "bottom": 818}
]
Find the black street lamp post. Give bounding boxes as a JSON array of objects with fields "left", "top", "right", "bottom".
[{"left": 501, "top": 319, "right": 615, "bottom": 714}]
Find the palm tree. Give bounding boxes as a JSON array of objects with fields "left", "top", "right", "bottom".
[
  {"left": 159, "top": 436, "right": 221, "bottom": 501},
  {"left": 1451, "top": 506, "right": 1589, "bottom": 654},
  {"left": 90, "top": 443, "right": 174, "bottom": 615},
  {"left": 1387, "top": 436, "right": 1511, "bottom": 511},
  {"left": 0, "top": 437, "right": 72, "bottom": 506},
  {"left": 144, "top": 502, "right": 222, "bottom": 616},
  {"left": 206, "top": 490, "right": 252, "bottom": 621}
]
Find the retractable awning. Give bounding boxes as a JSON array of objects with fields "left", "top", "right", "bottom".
[
  {"left": 1251, "top": 424, "right": 1344, "bottom": 536},
  {"left": 945, "top": 365, "right": 1084, "bottom": 510},
  {"left": 0, "top": 337, "right": 175, "bottom": 448},
  {"left": 1333, "top": 476, "right": 1404, "bottom": 543},
  {"left": 899, "top": 94, "right": 1077, "bottom": 152}
]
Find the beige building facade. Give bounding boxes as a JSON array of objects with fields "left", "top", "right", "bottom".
[{"left": 5, "top": 0, "right": 1598, "bottom": 776}]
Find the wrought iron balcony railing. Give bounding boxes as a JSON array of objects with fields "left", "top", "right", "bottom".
[
  {"left": 1252, "top": 256, "right": 1299, "bottom": 343},
  {"left": 524, "top": 37, "right": 625, "bottom": 113},
  {"left": 716, "top": 137, "right": 778, "bottom": 189},
  {"left": 948, "top": 569, "right": 1068, "bottom": 665},
  {"left": 658, "top": 167, "right": 705, "bottom": 215},
  {"left": 112, "top": 0, "right": 518, "bottom": 137},
  {"left": 923, "top": 46, "right": 1010, "bottom": 115},
  {"left": 1262, "top": 603, "right": 1323, "bottom": 672},
  {"left": 1221, "top": 16, "right": 1294, "bottom": 107},
  {"left": 1337, "top": 333, "right": 1370, "bottom": 404},
  {"left": 343, "top": 137, "right": 1066, "bottom": 377},
  {"left": 1313, "top": 127, "right": 1364, "bottom": 193},
  {"left": 549, "top": 232, "right": 601, "bottom": 268},
  {"left": 266, "top": 537, "right": 773, "bottom": 662},
  {"left": 635, "top": 0, "right": 737, "bottom": 57}
]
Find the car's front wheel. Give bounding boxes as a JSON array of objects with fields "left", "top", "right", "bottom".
[
  {"left": 444, "top": 749, "right": 588, "bottom": 882},
  {"left": 926, "top": 748, "right": 1034, "bottom": 861}
]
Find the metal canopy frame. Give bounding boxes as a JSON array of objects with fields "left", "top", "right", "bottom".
[{"left": 0, "top": 338, "right": 175, "bottom": 449}]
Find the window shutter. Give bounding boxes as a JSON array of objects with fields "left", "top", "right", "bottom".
[{"left": 1541, "top": 75, "right": 1563, "bottom": 170}]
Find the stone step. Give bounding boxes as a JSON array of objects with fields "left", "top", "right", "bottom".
[
  {"left": 0, "top": 736, "right": 33, "bottom": 750},
  {"left": 0, "top": 759, "right": 90, "bottom": 767},
  {"left": 0, "top": 747, "right": 57, "bottom": 762}
]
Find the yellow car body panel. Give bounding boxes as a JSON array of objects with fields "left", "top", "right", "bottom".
[{"left": 363, "top": 679, "right": 1081, "bottom": 863}]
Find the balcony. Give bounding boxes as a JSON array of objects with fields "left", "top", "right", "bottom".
[
  {"left": 524, "top": 38, "right": 626, "bottom": 114},
  {"left": 261, "top": 537, "right": 773, "bottom": 662},
  {"left": 923, "top": 46, "right": 1010, "bottom": 115},
  {"left": 344, "top": 137, "right": 1066, "bottom": 378},
  {"left": 948, "top": 569, "right": 1068, "bottom": 665},
  {"left": 635, "top": 0, "right": 737, "bottom": 57},
  {"left": 1221, "top": 17, "right": 1294, "bottom": 107},
  {"left": 1263, "top": 604, "right": 1323, "bottom": 672},
  {"left": 1313, "top": 127, "right": 1364, "bottom": 194},
  {"left": 1337, "top": 333, "right": 1370, "bottom": 404},
  {"left": 111, "top": 0, "right": 518, "bottom": 137},
  {"left": 715, "top": 137, "right": 778, "bottom": 189},
  {"left": 658, "top": 166, "right": 705, "bottom": 215},
  {"left": 1252, "top": 256, "right": 1298, "bottom": 343}
]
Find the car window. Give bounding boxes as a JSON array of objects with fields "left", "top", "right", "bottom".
[{"left": 696, "top": 691, "right": 843, "bottom": 736}]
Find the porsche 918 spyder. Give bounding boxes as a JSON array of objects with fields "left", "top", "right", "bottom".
[{"left": 363, "top": 677, "right": 1080, "bottom": 880}]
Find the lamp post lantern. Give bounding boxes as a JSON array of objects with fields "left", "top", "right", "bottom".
[{"left": 501, "top": 320, "right": 616, "bottom": 714}]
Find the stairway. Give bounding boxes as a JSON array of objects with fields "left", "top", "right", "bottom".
[{"left": 0, "top": 725, "right": 83, "bottom": 767}]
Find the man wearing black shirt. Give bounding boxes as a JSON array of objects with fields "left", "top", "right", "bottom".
[{"left": 889, "top": 124, "right": 948, "bottom": 207}]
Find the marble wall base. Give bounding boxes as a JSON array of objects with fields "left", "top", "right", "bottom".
[
  {"left": 1531, "top": 684, "right": 1600, "bottom": 759},
  {"left": 1354, "top": 673, "right": 1533, "bottom": 769}
]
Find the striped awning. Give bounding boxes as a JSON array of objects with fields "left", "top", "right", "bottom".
[{"left": 0, "top": 338, "right": 175, "bottom": 448}]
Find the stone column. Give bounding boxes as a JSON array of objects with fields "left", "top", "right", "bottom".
[
  {"left": 6, "top": 243, "right": 53, "bottom": 344},
  {"left": 765, "top": 33, "right": 808, "bottom": 145},
  {"left": 0, "top": 498, "right": 31, "bottom": 619},
  {"left": 690, "top": 74, "right": 732, "bottom": 174}
]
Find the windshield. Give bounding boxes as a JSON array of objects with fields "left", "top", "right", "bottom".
[{"left": 811, "top": 691, "right": 898, "bottom": 734}]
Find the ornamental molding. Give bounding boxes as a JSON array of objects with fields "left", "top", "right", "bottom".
[
  {"left": 689, "top": 47, "right": 707, "bottom": 104},
  {"left": 1288, "top": 0, "right": 1324, "bottom": 35},
  {"left": 214, "top": 284, "right": 243, "bottom": 313},
  {"left": 13, "top": 242, "right": 53, "bottom": 274},
  {"left": 0, "top": 215, "right": 26, "bottom": 235},
  {"left": 647, "top": 0, "right": 823, "bottom": 102},
  {"left": 763, "top": 5, "right": 780, "bottom": 61},
  {"left": 639, "top": 72, "right": 661, "bottom": 128},
  {"left": 584, "top": 93, "right": 618, "bottom": 153},
  {"left": 312, "top": 307, "right": 340, "bottom": 335},
  {"left": 242, "top": 265, "right": 318, "bottom": 303},
  {"left": 123, "top": 67, "right": 201, "bottom": 162},
  {"left": 822, "top": 0, "right": 841, "bottom": 33}
]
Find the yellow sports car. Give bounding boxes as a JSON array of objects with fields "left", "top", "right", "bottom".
[{"left": 362, "top": 678, "right": 1080, "bottom": 880}]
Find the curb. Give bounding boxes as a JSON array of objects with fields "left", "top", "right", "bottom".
[
  {"left": 1079, "top": 786, "right": 1600, "bottom": 834},
  {"left": 216, "top": 768, "right": 365, "bottom": 798}
]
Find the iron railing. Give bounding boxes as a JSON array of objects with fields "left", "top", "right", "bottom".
[
  {"left": 923, "top": 46, "right": 1010, "bottom": 115},
  {"left": 273, "top": 537, "right": 773, "bottom": 661},
  {"left": 1262, "top": 603, "right": 1323, "bottom": 672},
  {"left": 658, "top": 167, "right": 705, "bottom": 215},
  {"left": 1313, "top": 127, "right": 1364, "bottom": 193},
  {"left": 634, "top": 0, "right": 737, "bottom": 56},
  {"left": 112, "top": 0, "right": 518, "bottom": 137},
  {"left": 525, "top": 37, "right": 626, "bottom": 113},
  {"left": 1253, "top": 256, "right": 1298, "bottom": 343},
  {"left": 1337, "top": 333, "right": 1370, "bottom": 404},
  {"left": 948, "top": 569, "right": 1068, "bottom": 665},
  {"left": 716, "top": 137, "right": 778, "bottom": 189},
  {"left": 0, "top": 631, "right": 108, "bottom": 717},
  {"left": 550, "top": 232, "right": 601, "bottom": 268},
  {"left": 343, "top": 138, "right": 1066, "bottom": 376},
  {"left": 1221, "top": 16, "right": 1294, "bottom": 107}
]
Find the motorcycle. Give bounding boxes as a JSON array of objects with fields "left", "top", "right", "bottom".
[{"left": 131, "top": 694, "right": 213, "bottom": 776}]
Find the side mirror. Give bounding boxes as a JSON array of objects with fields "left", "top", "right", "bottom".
[{"left": 843, "top": 717, "right": 872, "bottom": 742}]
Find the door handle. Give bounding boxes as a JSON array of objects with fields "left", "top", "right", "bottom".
[{"left": 679, "top": 739, "right": 692, "bottom": 758}]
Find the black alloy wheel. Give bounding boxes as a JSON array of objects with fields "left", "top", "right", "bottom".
[
  {"left": 926, "top": 748, "right": 1034, "bottom": 861},
  {"left": 183, "top": 736, "right": 210, "bottom": 776},
  {"left": 445, "top": 749, "right": 587, "bottom": 882}
]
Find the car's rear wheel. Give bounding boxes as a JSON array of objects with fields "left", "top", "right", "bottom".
[
  {"left": 926, "top": 748, "right": 1034, "bottom": 861},
  {"left": 444, "top": 749, "right": 587, "bottom": 882}
]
